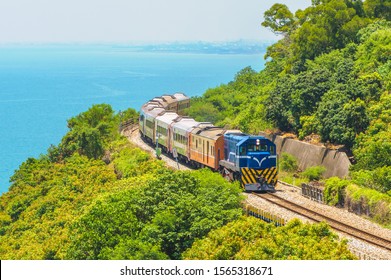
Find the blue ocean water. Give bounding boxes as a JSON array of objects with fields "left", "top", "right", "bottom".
[{"left": 0, "top": 44, "right": 265, "bottom": 194}]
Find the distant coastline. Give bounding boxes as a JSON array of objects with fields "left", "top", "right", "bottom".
[
  {"left": 117, "top": 41, "right": 273, "bottom": 55},
  {"left": 0, "top": 40, "right": 273, "bottom": 55}
]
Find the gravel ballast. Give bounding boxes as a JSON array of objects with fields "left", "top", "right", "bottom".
[{"left": 245, "top": 183, "right": 391, "bottom": 260}]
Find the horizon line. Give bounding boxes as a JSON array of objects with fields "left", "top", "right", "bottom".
[{"left": 0, "top": 39, "right": 277, "bottom": 46}]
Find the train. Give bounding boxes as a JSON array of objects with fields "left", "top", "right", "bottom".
[{"left": 139, "top": 92, "right": 277, "bottom": 192}]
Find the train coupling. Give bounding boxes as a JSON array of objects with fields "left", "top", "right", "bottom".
[{"left": 244, "top": 183, "right": 275, "bottom": 192}]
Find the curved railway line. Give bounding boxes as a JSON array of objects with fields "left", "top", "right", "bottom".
[{"left": 254, "top": 192, "right": 391, "bottom": 252}]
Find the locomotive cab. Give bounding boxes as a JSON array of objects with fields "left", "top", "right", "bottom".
[{"left": 238, "top": 138, "right": 276, "bottom": 169}]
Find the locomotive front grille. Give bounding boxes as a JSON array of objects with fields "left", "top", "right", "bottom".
[{"left": 241, "top": 167, "right": 278, "bottom": 189}]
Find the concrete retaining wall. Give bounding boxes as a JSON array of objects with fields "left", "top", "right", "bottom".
[{"left": 259, "top": 133, "right": 351, "bottom": 178}]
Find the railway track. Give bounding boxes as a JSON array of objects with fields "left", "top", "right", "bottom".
[{"left": 255, "top": 192, "right": 391, "bottom": 252}]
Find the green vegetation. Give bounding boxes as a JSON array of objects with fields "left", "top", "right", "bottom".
[
  {"left": 323, "top": 177, "right": 391, "bottom": 227},
  {"left": 66, "top": 170, "right": 242, "bottom": 260},
  {"left": 324, "top": 177, "right": 350, "bottom": 207},
  {"left": 185, "top": 1, "right": 391, "bottom": 209},
  {"left": 185, "top": 67, "right": 273, "bottom": 133},
  {"left": 345, "top": 184, "right": 391, "bottom": 225},
  {"left": 0, "top": 101, "right": 357, "bottom": 260},
  {"left": 301, "top": 166, "right": 326, "bottom": 181},
  {"left": 278, "top": 153, "right": 325, "bottom": 185},
  {"left": 3, "top": 0, "right": 391, "bottom": 260},
  {"left": 279, "top": 152, "right": 298, "bottom": 172},
  {"left": 184, "top": 217, "right": 356, "bottom": 260},
  {"left": 0, "top": 104, "right": 245, "bottom": 260}
]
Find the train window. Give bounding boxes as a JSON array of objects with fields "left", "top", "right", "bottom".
[
  {"left": 270, "top": 146, "right": 275, "bottom": 155},
  {"left": 196, "top": 139, "right": 198, "bottom": 149},
  {"left": 247, "top": 144, "right": 268, "bottom": 152},
  {"left": 239, "top": 146, "right": 246, "bottom": 155},
  {"left": 157, "top": 125, "right": 167, "bottom": 135},
  {"left": 146, "top": 120, "right": 154, "bottom": 129}
]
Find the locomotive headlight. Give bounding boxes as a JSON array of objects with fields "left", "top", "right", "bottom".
[{"left": 256, "top": 139, "right": 260, "bottom": 145}]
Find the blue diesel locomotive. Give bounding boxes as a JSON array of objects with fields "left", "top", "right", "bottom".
[{"left": 219, "top": 132, "right": 277, "bottom": 192}]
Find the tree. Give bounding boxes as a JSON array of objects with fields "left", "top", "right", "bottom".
[
  {"left": 292, "top": 0, "right": 358, "bottom": 61},
  {"left": 353, "top": 93, "right": 391, "bottom": 171},
  {"left": 291, "top": 67, "right": 333, "bottom": 128},
  {"left": 184, "top": 99, "right": 221, "bottom": 124},
  {"left": 262, "top": 4, "right": 295, "bottom": 35},
  {"left": 265, "top": 76, "right": 295, "bottom": 131},
  {"left": 61, "top": 125, "right": 104, "bottom": 159},
  {"left": 364, "top": 0, "right": 391, "bottom": 20},
  {"left": 356, "top": 26, "right": 391, "bottom": 74},
  {"left": 59, "top": 104, "right": 119, "bottom": 160},
  {"left": 316, "top": 91, "right": 369, "bottom": 148}
]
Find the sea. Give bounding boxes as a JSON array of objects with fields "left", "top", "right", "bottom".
[{"left": 0, "top": 43, "right": 266, "bottom": 195}]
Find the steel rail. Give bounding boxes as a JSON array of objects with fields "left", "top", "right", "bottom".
[{"left": 254, "top": 193, "right": 391, "bottom": 252}]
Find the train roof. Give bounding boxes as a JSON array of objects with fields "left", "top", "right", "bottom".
[
  {"left": 171, "top": 116, "right": 200, "bottom": 132},
  {"left": 140, "top": 93, "right": 189, "bottom": 112},
  {"left": 142, "top": 101, "right": 162, "bottom": 110},
  {"left": 150, "top": 97, "right": 168, "bottom": 108},
  {"left": 192, "top": 126, "right": 226, "bottom": 140},
  {"left": 226, "top": 134, "right": 268, "bottom": 141},
  {"left": 172, "top": 92, "right": 189, "bottom": 102},
  {"left": 161, "top": 95, "right": 176, "bottom": 105},
  {"left": 224, "top": 130, "right": 243, "bottom": 135},
  {"left": 224, "top": 133, "right": 272, "bottom": 145},
  {"left": 142, "top": 106, "right": 165, "bottom": 118},
  {"left": 155, "top": 111, "right": 179, "bottom": 123},
  {"left": 195, "top": 122, "right": 214, "bottom": 128}
]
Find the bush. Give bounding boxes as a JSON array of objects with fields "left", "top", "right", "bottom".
[
  {"left": 324, "top": 177, "right": 349, "bottom": 207},
  {"left": 345, "top": 184, "right": 391, "bottom": 226},
  {"left": 279, "top": 153, "right": 298, "bottom": 172},
  {"left": 299, "top": 115, "right": 318, "bottom": 139},
  {"left": 301, "top": 166, "right": 326, "bottom": 181},
  {"left": 183, "top": 217, "right": 356, "bottom": 260},
  {"left": 351, "top": 167, "right": 391, "bottom": 194}
]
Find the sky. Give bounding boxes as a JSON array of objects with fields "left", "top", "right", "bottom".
[{"left": 0, "top": 0, "right": 311, "bottom": 43}]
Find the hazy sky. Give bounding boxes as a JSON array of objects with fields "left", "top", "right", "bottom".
[{"left": 0, "top": 0, "right": 311, "bottom": 43}]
